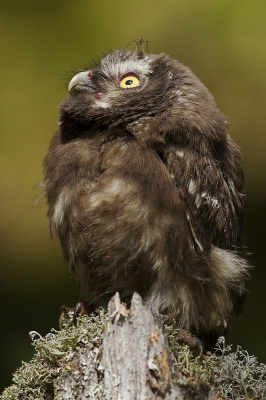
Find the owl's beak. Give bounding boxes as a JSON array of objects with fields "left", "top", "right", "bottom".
[{"left": 68, "top": 71, "right": 93, "bottom": 92}]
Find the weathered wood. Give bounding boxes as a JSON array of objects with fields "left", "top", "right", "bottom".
[
  {"left": 103, "top": 292, "right": 182, "bottom": 399},
  {"left": 54, "top": 293, "right": 214, "bottom": 399},
  {"left": 54, "top": 345, "right": 102, "bottom": 399}
]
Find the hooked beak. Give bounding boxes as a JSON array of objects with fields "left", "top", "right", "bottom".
[{"left": 68, "top": 70, "right": 93, "bottom": 92}]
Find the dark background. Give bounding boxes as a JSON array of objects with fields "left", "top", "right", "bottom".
[{"left": 0, "top": 0, "right": 265, "bottom": 392}]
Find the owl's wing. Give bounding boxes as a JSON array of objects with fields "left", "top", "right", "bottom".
[{"left": 165, "top": 146, "right": 245, "bottom": 252}]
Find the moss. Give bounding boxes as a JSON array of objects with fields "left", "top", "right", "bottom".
[
  {"left": 166, "top": 322, "right": 266, "bottom": 399},
  {"left": 1, "top": 309, "right": 265, "bottom": 400},
  {"left": 1, "top": 308, "right": 106, "bottom": 400}
]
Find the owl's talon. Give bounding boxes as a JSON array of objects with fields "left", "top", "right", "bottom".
[
  {"left": 73, "top": 300, "right": 95, "bottom": 327},
  {"left": 177, "top": 328, "right": 204, "bottom": 354}
]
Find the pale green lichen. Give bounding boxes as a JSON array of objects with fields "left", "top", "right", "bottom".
[
  {"left": 1, "top": 308, "right": 106, "bottom": 400},
  {"left": 211, "top": 337, "right": 266, "bottom": 399},
  {"left": 166, "top": 322, "right": 266, "bottom": 400},
  {"left": 1, "top": 310, "right": 266, "bottom": 400}
]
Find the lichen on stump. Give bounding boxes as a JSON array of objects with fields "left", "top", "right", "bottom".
[{"left": 1, "top": 293, "right": 266, "bottom": 400}]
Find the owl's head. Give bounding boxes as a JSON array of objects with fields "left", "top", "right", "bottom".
[{"left": 59, "top": 50, "right": 227, "bottom": 148}]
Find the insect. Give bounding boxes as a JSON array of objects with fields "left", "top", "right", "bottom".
[{"left": 125, "top": 36, "right": 149, "bottom": 53}]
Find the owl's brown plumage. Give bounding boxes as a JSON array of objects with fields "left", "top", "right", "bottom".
[{"left": 44, "top": 49, "right": 249, "bottom": 345}]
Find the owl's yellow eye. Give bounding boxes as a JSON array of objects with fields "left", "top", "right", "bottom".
[{"left": 119, "top": 75, "right": 140, "bottom": 89}]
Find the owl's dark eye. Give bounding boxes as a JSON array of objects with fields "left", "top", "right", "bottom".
[{"left": 119, "top": 74, "right": 140, "bottom": 89}]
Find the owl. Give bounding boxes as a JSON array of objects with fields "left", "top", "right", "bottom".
[{"left": 44, "top": 49, "right": 249, "bottom": 346}]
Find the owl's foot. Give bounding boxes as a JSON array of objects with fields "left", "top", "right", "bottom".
[
  {"left": 73, "top": 301, "right": 95, "bottom": 326},
  {"left": 176, "top": 328, "right": 203, "bottom": 353},
  {"left": 58, "top": 301, "right": 96, "bottom": 329},
  {"left": 162, "top": 314, "right": 204, "bottom": 353}
]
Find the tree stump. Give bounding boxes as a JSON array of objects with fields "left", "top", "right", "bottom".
[{"left": 2, "top": 293, "right": 266, "bottom": 400}]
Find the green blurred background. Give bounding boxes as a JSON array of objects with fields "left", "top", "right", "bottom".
[{"left": 0, "top": 0, "right": 265, "bottom": 392}]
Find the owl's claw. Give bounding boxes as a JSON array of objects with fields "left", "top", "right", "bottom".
[
  {"left": 73, "top": 301, "right": 95, "bottom": 326},
  {"left": 177, "top": 328, "right": 204, "bottom": 354},
  {"left": 58, "top": 301, "right": 95, "bottom": 329}
]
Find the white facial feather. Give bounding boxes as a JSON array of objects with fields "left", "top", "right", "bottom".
[{"left": 101, "top": 54, "right": 153, "bottom": 80}]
